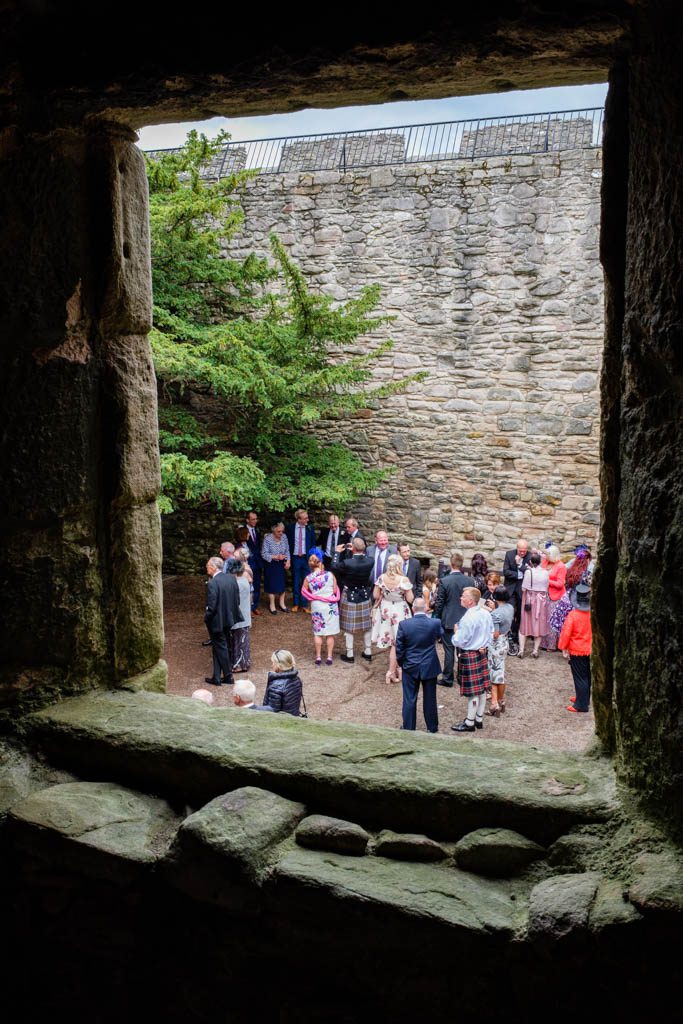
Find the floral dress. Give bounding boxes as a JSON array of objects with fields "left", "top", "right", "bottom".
[
  {"left": 302, "top": 570, "right": 340, "bottom": 636},
  {"left": 371, "top": 574, "right": 412, "bottom": 649}
]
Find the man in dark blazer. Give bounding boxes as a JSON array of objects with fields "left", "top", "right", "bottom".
[
  {"left": 285, "top": 508, "right": 317, "bottom": 611},
  {"left": 502, "top": 537, "right": 531, "bottom": 653},
  {"left": 318, "top": 513, "right": 341, "bottom": 570},
  {"left": 243, "top": 510, "right": 263, "bottom": 614},
  {"left": 433, "top": 551, "right": 475, "bottom": 686},
  {"left": 204, "top": 557, "right": 243, "bottom": 686},
  {"left": 335, "top": 517, "right": 366, "bottom": 565},
  {"left": 395, "top": 597, "right": 443, "bottom": 733},
  {"left": 398, "top": 541, "right": 422, "bottom": 597}
]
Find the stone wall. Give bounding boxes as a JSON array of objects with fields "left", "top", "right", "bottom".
[{"left": 222, "top": 146, "right": 603, "bottom": 563}]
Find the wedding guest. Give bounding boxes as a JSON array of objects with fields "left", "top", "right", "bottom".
[
  {"left": 487, "top": 586, "right": 514, "bottom": 717},
  {"left": 481, "top": 571, "right": 502, "bottom": 604},
  {"left": 518, "top": 552, "right": 550, "bottom": 659},
  {"left": 372, "top": 553, "right": 413, "bottom": 685},
  {"left": 338, "top": 537, "right": 374, "bottom": 664},
  {"left": 228, "top": 558, "right": 252, "bottom": 673},
  {"left": 242, "top": 511, "right": 263, "bottom": 615},
  {"left": 558, "top": 584, "right": 592, "bottom": 713},
  {"left": 397, "top": 541, "right": 422, "bottom": 594},
  {"left": 550, "top": 544, "right": 594, "bottom": 636},
  {"left": 300, "top": 550, "right": 340, "bottom": 666},
  {"left": 261, "top": 522, "right": 291, "bottom": 615},
  {"left": 232, "top": 679, "right": 274, "bottom": 711},
  {"left": 502, "top": 538, "right": 532, "bottom": 654},
  {"left": 540, "top": 545, "right": 567, "bottom": 651},
  {"left": 450, "top": 587, "right": 494, "bottom": 733},
  {"left": 469, "top": 553, "right": 489, "bottom": 594},
  {"left": 422, "top": 568, "right": 438, "bottom": 612},
  {"left": 286, "top": 509, "right": 316, "bottom": 612},
  {"left": 263, "top": 650, "right": 304, "bottom": 716}
]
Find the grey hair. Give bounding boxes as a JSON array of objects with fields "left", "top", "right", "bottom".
[
  {"left": 352, "top": 537, "right": 366, "bottom": 552},
  {"left": 233, "top": 679, "right": 256, "bottom": 703},
  {"left": 545, "top": 544, "right": 561, "bottom": 563},
  {"left": 208, "top": 556, "right": 224, "bottom": 571}
]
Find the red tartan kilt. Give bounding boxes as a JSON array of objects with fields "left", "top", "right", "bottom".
[{"left": 457, "top": 648, "right": 490, "bottom": 696}]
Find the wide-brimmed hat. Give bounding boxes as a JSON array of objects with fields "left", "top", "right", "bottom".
[{"left": 571, "top": 583, "right": 591, "bottom": 609}]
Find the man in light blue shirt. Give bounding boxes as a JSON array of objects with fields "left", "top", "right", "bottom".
[{"left": 451, "top": 588, "right": 493, "bottom": 734}]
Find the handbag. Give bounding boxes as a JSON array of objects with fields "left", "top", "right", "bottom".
[{"left": 524, "top": 570, "right": 533, "bottom": 613}]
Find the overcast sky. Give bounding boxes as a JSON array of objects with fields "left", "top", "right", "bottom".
[{"left": 137, "top": 83, "right": 608, "bottom": 150}]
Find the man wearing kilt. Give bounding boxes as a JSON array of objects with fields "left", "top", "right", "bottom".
[
  {"left": 337, "top": 538, "right": 374, "bottom": 664},
  {"left": 451, "top": 587, "right": 494, "bottom": 733}
]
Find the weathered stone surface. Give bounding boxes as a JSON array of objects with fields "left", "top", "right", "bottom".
[
  {"left": 7, "top": 781, "right": 179, "bottom": 884},
  {"left": 590, "top": 878, "right": 642, "bottom": 932},
  {"left": 455, "top": 828, "right": 545, "bottom": 877},
  {"left": 110, "top": 501, "right": 164, "bottom": 679},
  {"left": 374, "top": 829, "right": 446, "bottom": 861},
  {"left": 166, "top": 786, "right": 305, "bottom": 908},
  {"left": 0, "top": 739, "right": 77, "bottom": 817},
  {"left": 296, "top": 814, "right": 369, "bottom": 855},
  {"left": 628, "top": 851, "right": 683, "bottom": 914},
  {"left": 275, "top": 847, "right": 521, "bottom": 939},
  {"left": 26, "top": 691, "right": 618, "bottom": 843},
  {"left": 120, "top": 659, "right": 168, "bottom": 693},
  {"left": 528, "top": 872, "right": 601, "bottom": 940},
  {"left": 547, "top": 830, "right": 604, "bottom": 870}
]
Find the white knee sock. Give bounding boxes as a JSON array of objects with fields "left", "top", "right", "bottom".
[
  {"left": 466, "top": 697, "right": 478, "bottom": 724},
  {"left": 363, "top": 630, "right": 372, "bottom": 656},
  {"left": 475, "top": 692, "right": 487, "bottom": 721},
  {"left": 345, "top": 632, "right": 354, "bottom": 655}
]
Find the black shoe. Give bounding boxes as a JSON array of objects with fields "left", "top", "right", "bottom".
[
  {"left": 508, "top": 641, "right": 520, "bottom": 657},
  {"left": 451, "top": 720, "right": 475, "bottom": 733},
  {"left": 361, "top": 652, "right": 372, "bottom": 662},
  {"left": 205, "top": 677, "right": 221, "bottom": 686},
  {"left": 437, "top": 676, "right": 454, "bottom": 687},
  {"left": 474, "top": 719, "right": 483, "bottom": 730},
  {"left": 340, "top": 654, "right": 355, "bottom": 664}
]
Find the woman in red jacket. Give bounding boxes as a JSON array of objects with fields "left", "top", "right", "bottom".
[
  {"left": 558, "top": 583, "right": 592, "bottom": 713},
  {"left": 541, "top": 545, "right": 567, "bottom": 651}
]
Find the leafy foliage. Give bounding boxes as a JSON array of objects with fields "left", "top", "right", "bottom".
[{"left": 146, "top": 132, "right": 424, "bottom": 514}]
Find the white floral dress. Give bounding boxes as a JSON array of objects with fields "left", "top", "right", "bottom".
[
  {"left": 371, "top": 574, "right": 412, "bottom": 649},
  {"left": 303, "top": 570, "right": 340, "bottom": 636}
]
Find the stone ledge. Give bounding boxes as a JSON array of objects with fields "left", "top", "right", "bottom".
[{"left": 24, "top": 689, "right": 618, "bottom": 843}]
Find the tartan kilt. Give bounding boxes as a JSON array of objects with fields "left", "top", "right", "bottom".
[
  {"left": 457, "top": 648, "right": 491, "bottom": 696},
  {"left": 340, "top": 597, "right": 372, "bottom": 633}
]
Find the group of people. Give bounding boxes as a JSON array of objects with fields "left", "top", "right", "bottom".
[{"left": 201, "top": 509, "right": 595, "bottom": 733}]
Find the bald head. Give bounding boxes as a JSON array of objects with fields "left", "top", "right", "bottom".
[
  {"left": 412, "top": 597, "right": 427, "bottom": 614},
  {"left": 191, "top": 689, "right": 215, "bottom": 706}
]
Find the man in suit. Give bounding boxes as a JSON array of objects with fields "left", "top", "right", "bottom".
[
  {"left": 335, "top": 517, "right": 365, "bottom": 564},
  {"left": 204, "top": 557, "right": 243, "bottom": 686},
  {"left": 337, "top": 538, "right": 374, "bottom": 663},
  {"left": 243, "top": 510, "right": 263, "bottom": 615},
  {"left": 318, "top": 513, "right": 341, "bottom": 570},
  {"left": 219, "top": 541, "right": 235, "bottom": 569},
  {"left": 366, "top": 530, "right": 398, "bottom": 583},
  {"left": 395, "top": 598, "right": 443, "bottom": 733},
  {"left": 232, "top": 679, "right": 274, "bottom": 711},
  {"left": 502, "top": 537, "right": 531, "bottom": 654},
  {"left": 285, "top": 508, "right": 317, "bottom": 612},
  {"left": 398, "top": 541, "right": 422, "bottom": 597},
  {"left": 433, "top": 551, "right": 475, "bottom": 687}
]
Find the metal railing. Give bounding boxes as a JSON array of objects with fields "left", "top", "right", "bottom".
[{"left": 145, "top": 107, "right": 604, "bottom": 178}]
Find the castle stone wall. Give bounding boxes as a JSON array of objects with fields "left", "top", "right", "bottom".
[{"left": 224, "top": 147, "right": 603, "bottom": 563}]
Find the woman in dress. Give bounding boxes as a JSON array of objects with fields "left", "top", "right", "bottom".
[
  {"left": 300, "top": 550, "right": 340, "bottom": 666},
  {"left": 227, "top": 559, "right": 252, "bottom": 673},
  {"left": 549, "top": 544, "right": 593, "bottom": 637},
  {"left": 487, "top": 586, "right": 514, "bottom": 716},
  {"left": 372, "top": 553, "right": 414, "bottom": 684},
  {"left": 540, "top": 544, "right": 567, "bottom": 651},
  {"left": 422, "top": 568, "right": 438, "bottom": 613},
  {"left": 518, "top": 552, "right": 550, "bottom": 659},
  {"left": 469, "top": 553, "right": 489, "bottom": 594},
  {"left": 261, "top": 521, "right": 291, "bottom": 615},
  {"left": 263, "top": 649, "right": 303, "bottom": 716}
]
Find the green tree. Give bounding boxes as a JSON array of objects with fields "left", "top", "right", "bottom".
[{"left": 146, "top": 132, "right": 423, "bottom": 515}]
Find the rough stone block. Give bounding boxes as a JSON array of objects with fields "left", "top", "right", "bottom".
[
  {"left": 166, "top": 786, "right": 306, "bottom": 909},
  {"left": 295, "top": 814, "right": 369, "bottom": 855},
  {"left": 7, "top": 781, "right": 179, "bottom": 884},
  {"left": 628, "top": 851, "right": 683, "bottom": 914},
  {"left": 528, "top": 872, "right": 601, "bottom": 941},
  {"left": 110, "top": 502, "right": 164, "bottom": 679},
  {"left": 455, "top": 828, "right": 545, "bottom": 877},
  {"left": 374, "top": 829, "right": 446, "bottom": 862}
]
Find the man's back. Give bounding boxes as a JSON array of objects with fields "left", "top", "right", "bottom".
[
  {"left": 206, "top": 572, "right": 242, "bottom": 632},
  {"left": 434, "top": 572, "right": 476, "bottom": 628},
  {"left": 396, "top": 615, "right": 443, "bottom": 679}
]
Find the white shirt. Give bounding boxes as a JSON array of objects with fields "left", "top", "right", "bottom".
[
  {"left": 453, "top": 606, "right": 493, "bottom": 651},
  {"left": 327, "top": 528, "right": 338, "bottom": 556}
]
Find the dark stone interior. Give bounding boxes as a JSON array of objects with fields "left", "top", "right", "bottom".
[{"left": 1, "top": 3, "right": 681, "bottom": 1020}]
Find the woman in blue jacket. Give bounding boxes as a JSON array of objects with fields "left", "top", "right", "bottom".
[{"left": 263, "top": 649, "right": 304, "bottom": 716}]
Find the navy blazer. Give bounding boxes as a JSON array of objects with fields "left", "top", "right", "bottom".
[
  {"left": 244, "top": 526, "right": 263, "bottom": 566},
  {"left": 286, "top": 522, "right": 317, "bottom": 558},
  {"left": 395, "top": 614, "right": 444, "bottom": 680}
]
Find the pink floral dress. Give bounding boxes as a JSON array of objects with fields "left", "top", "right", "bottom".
[{"left": 371, "top": 574, "right": 412, "bottom": 649}]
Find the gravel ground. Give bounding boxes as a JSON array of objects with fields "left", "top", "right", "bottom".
[{"left": 163, "top": 575, "right": 595, "bottom": 752}]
